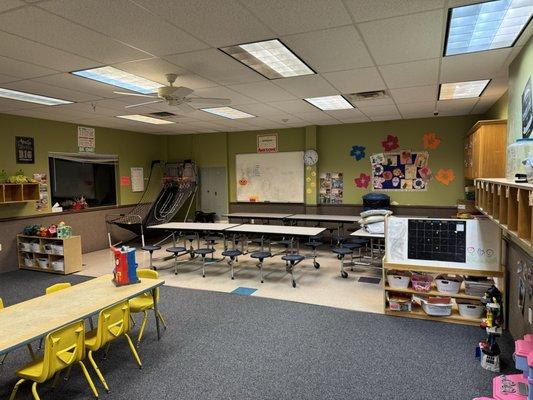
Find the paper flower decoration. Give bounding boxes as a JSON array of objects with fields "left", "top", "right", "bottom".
[
  {"left": 354, "top": 173, "right": 370, "bottom": 188},
  {"left": 419, "top": 166, "right": 432, "bottom": 181},
  {"left": 373, "top": 176, "right": 385, "bottom": 189},
  {"left": 435, "top": 168, "right": 455, "bottom": 185},
  {"left": 381, "top": 134, "right": 399, "bottom": 151},
  {"left": 422, "top": 132, "right": 441, "bottom": 150},
  {"left": 350, "top": 145, "right": 366, "bottom": 161}
]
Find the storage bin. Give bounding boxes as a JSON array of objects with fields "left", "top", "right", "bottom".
[
  {"left": 37, "top": 257, "right": 48, "bottom": 269},
  {"left": 435, "top": 274, "right": 463, "bottom": 294},
  {"left": 30, "top": 242, "right": 41, "bottom": 253},
  {"left": 50, "top": 244, "right": 64, "bottom": 255},
  {"left": 457, "top": 299, "right": 485, "bottom": 319},
  {"left": 23, "top": 257, "right": 34, "bottom": 267},
  {"left": 464, "top": 277, "right": 494, "bottom": 297},
  {"left": 43, "top": 244, "right": 53, "bottom": 254},
  {"left": 20, "top": 242, "right": 31, "bottom": 252},
  {"left": 387, "top": 271, "right": 411, "bottom": 289},
  {"left": 387, "top": 292, "right": 412, "bottom": 312},
  {"left": 411, "top": 274, "right": 432, "bottom": 292},
  {"left": 416, "top": 296, "right": 452, "bottom": 316},
  {"left": 51, "top": 259, "right": 64, "bottom": 272}
]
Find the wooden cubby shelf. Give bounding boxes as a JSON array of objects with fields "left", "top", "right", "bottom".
[
  {"left": 475, "top": 178, "right": 533, "bottom": 250},
  {"left": 0, "top": 183, "right": 40, "bottom": 204}
]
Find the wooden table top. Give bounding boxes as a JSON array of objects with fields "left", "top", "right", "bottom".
[{"left": 0, "top": 274, "right": 164, "bottom": 355}]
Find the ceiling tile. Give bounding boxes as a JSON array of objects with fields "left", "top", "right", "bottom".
[
  {"left": 325, "top": 108, "right": 370, "bottom": 123},
  {"left": 515, "top": 20, "right": 533, "bottom": 47},
  {"left": 0, "top": 6, "right": 151, "bottom": 64},
  {"left": 471, "top": 96, "right": 500, "bottom": 114},
  {"left": 132, "top": 0, "right": 274, "bottom": 48},
  {"left": 269, "top": 99, "right": 318, "bottom": 113},
  {"left": 379, "top": 58, "right": 439, "bottom": 89},
  {"left": 440, "top": 48, "right": 513, "bottom": 83},
  {"left": 34, "top": 73, "right": 124, "bottom": 98},
  {"left": 3, "top": 80, "right": 102, "bottom": 102},
  {"left": 344, "top": 0, "right": 444, "bottom": 22},
  {"left": 482, "top": 76, "right": 508, "bottom": 99},
  {"left": 322, "top": 67, "right": 385, "bottom": 93},
  {"left": 264, "top": 113, "right": 306, "bottom": 125},
  {"left": 191, "top": 86, "right": 256, "bottom": 106},
  {"left": 297, "top": 111, "right": 340, "bottom": 125},
  {"left": 0, "top": 0, "right": 24, "bottom": 13},
  {"left": 226, "top": 81, "right": 296, "bottom": 103},
  {"left": 0, "top": 55, "right": 56, "bottom": 79},
  {"left": 0, "top": 31, "right": 99, "bottom": 72},
  {"left": 397, "top": 101, "right": 436, "bottom": 116},
  {"left": 243, "top": 0, "right": 351, "bottom": 35},
  {"left": 282, "top": 26, "right": 374, "bottom": 73},
  {"left": 38, "top": 0, "right": 208, "bottom": 56},
  {"left": 437, "top": 98, "right": 478, "bottom": 116},
  {"left": 234, "top": 102, "right": 291, "bottom": 117},
  {"left": 0, "top": 98, "right": 46, "bottom": 111},
  {"left": 359, "top": 9, "right": 444, "bottom": 65},
  {"left": 358, "top": 104, "right": 399, "bottom": 117},
  {"left": 164, "top": 48, "right": 266, "bottom": 85},
  {"left": 351, "top": 97, "right": 395, "bottom": 108},
  {"left": 369, "top": 113, "right": 402, "bottom": 121},
  {"left": 272, "top": 75, "right": 338, "bottom": 99},
  {"left": 390, "top": 85, "right": 437, "bottom": 104},
  {"left": 0, "top": 73, "right": 19, "bottom": 84}
]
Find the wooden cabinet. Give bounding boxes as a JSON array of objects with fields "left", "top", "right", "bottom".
[
  {"left": 17, "top": 235, "right": 82, "bottom": 275},
  {"left": 0, "top": 183, "right": 40, "bottom": 204},
  {"left": 464, "top": 119, "right": 507, "bottom": 179}
]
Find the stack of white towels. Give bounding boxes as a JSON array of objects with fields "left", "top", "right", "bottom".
[{"left": 359, "top": 209, "right": 392, "bottom": 234}]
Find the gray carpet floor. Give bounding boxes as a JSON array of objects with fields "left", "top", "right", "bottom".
[{"left": 0, "top": 270, "right": 516, "bottom": 400}]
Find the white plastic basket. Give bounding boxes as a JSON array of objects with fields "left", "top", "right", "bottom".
[
  {"left": 23, "top": 257, "right": 34, "bottom": 267},
  {"left": 50, "top": 244, "right": 64, "bottom": 255},
  {"left": 387, "top": 272, "right": 411, "bottom": 289},
  {"left": 435, "top": 274, "right": 463, "bottom": 294},
  {"left": 51, "top": 260, "right": 64, "bottom": 272},
  {"left": 30, "top": 243, "right": 41, "bottom": 253},
  {"left": 20, "top": 242, "right": 31, "bottom": 252},
  {"left": 37, "top": 258, "right": 48, "bottom": 269},
  {"left": 457, "top": 300, "right": 484, "bottom": 319}
]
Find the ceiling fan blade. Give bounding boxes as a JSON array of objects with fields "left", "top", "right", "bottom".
[
  {"left": 187, "top": 97, "right": 231, "bottom": 106},
  {"left": 169, "top": 86, "right": 194, "bottom": 97},
  {"left": 113, "top": 91, "right": 158, "bottom": 98},
  {"left": 125, "top": 100, "right": 164, "bottom": 109},
  {"left": 174, "top": 102, "right": 196, "bottom": 113}
]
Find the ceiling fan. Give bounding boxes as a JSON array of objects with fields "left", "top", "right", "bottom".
[{"left": 113, "top": 73, "right": 231, "bottom": 113}]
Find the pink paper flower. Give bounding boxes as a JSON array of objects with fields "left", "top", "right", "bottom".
[
  {"left": 381, "top": 134, "right": 399, "bottom": 151},
  {"left": 354, "top": 173, "right": 370, "bottom": 188}
]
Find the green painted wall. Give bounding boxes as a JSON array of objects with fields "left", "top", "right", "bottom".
[
  {"left": 508, "top": 36, "right": 533, "bottom": 145},
  {"left": 485, "top": 91, "right": 508, "bottom": 120},
  {"left": 0, "top": 113, "right": 164, "bottom": 219}
]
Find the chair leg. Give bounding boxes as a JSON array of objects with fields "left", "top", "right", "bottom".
[
  {"left": 125, "top": 333, "right": 143, "bottom": 369},
  {"left": 157, "top": 311, "right": 167, "bottom": 330},
  {"left": 31, "top": 382, "right": 40, "bottom": 400},
  {"left": 103, "top": 342, "right": 111, "bottom": 360},
  {"left": 137, "top": 311, "right": 149, "bottom": 346},
  {"left": 9, "top": 378, "right": 25, "bottom": 400},
  {"left": 88, "top": 350, "right": 110, "bottom": 393},
  {"left": 78, "top": 360, "right": 99, "bottom": 398}
]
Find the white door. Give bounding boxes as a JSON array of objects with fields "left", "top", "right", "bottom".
[{"left": 199, "top": 167, "right": 228, "bottom": 220}]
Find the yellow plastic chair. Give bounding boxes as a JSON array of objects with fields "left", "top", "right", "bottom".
[
  {"left": 0, "top": 297, "right": 6, "bottom": 365},
  {"left": 85, "top": 301, "right": 141, "bottom": 393},
  {"left": 129, "top": 269, "right": 167, "bottom": 346},
  {"left": 45, "top": 283, "right": 71, "bottom": 295},
  {"left": 8, "top": 320, "right": 98, "bottom": 400}
]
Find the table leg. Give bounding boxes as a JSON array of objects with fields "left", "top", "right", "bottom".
[
  {"left": 152, "top": 289, "right": 161, "bottom": 340},
  {"left": 370, "top": 238, "right": 374, "bottom": 262}
]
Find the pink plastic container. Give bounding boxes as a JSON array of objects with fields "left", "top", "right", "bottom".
[{"left": 411, "top": 273, "right": 432, "bottom": 292}]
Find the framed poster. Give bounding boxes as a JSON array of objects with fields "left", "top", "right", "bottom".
[
  {"left": 257, "top": 133, "right": 278, "bottom": 153},
  {"left": 522, "top": 77, "right": 532, "bottom": 138},
  {"left": 15, "top": 136, "right": 34, "bottom": 164}
]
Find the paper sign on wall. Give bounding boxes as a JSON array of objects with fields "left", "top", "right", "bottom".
[
  {"left": 78, "top": 126, "right": 95, "bottom": 153},
  {"left": 15, "top": 136, "right": 34, "bottom": 164},
  {"left": 130, "top": 167, "right": 144, "bottom": 192},
  {"left": 257, "top": 134, "right": 278, "bottom": 153},
  {"left": 120, "top": 176, "right": 131, "bottom": 186}
]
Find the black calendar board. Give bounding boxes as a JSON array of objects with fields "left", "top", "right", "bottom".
[{"left": 408, "top": 219, "right": 466, "bottom": 263}]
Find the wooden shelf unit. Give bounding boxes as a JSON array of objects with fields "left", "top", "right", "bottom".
[
  {"left": 384, "top": 261, "right": 504, "bottom": 326},
  {"left": 0, "top": 183, "right": 40, "bottom": 204},
  {"left": 475, "top": 178, "right": 533, "bottom": 249},
  {"left": 17, "top": 234, "right": 82, "bottom": 275}
]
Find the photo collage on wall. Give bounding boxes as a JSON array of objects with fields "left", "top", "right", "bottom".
[
  {"left": 319, "top": 172, "right": 343, "bottom": 204},
  {"left": 370, "top": 150, "right": 431, "bottom": 191}
]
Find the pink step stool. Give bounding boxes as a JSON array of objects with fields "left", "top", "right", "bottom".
[{"left": 492, "top": 374, "right": 528, "bottom": 400}]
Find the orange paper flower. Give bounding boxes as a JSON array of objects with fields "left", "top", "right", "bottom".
[
  {"left": 435, "top": 168, "right": 455, "bottom": 185},
  {"left": 422, "top": 132, "right": 441, "bottom": 150}
]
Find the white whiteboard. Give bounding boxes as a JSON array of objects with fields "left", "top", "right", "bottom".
[
  {"left": 236, "top": 151, "right": 304, "bottom": 203},
  {"left": 386, "top": 216, "right": 501, "bottom": 272}
]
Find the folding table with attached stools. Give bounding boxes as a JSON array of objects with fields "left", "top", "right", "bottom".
[
  {"left": 166, "top": 246, "right": 187, "bottom": 275},
  {"left": 332, "top": 247, "right": 353, "bottom": 278},
  {"left": 250, "top": 250, "right": 273, "bottom": 284},
  {"left": 141, "top": 244, "right": 162, "bottom": 270},
  {"left": 304, "top": 237, "right": 322, "bottom": 269},
  {"left": 281, "top": 253, "right": 305, "bottom": 288}
]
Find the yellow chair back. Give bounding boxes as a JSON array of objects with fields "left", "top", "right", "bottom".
[
  {"left": 0, "top": 297, "right": 4, "bottom": 309},
  {"left": 45, "top": 283, "right": 71, "bottom": 295},
  {"left": 41, "top": 320, "right": 86, "bottom": 382},
  {"left": 137, "top": 269, "right": 159, "bottom": 302},
  {"left": 93, "top": 301, "right": 131, "bottom": 350}
]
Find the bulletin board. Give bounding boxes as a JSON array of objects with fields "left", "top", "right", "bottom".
[
  {"left": 370, "top": 150, "right": 430, "bottom": 191},
  {"left": 236, "top": 151, "right": 304, "bottom": 203}
]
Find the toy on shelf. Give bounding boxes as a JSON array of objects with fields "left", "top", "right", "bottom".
[
  {"left": 479, "top": 285, "right": 504, "bottom": 372},
  {"left": 57, "top": 222, "right": 72, "bottom": 238},
  {"left": 111, "top": 246, "right": 139, "bottom": 286}
]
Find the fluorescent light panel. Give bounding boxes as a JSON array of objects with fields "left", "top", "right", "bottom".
[
  {"left": 439, "top": 80, "right": 490, "bottom": 100},
  {"left": 201, "top": 106, "right": 255, "bottom": 119},
  {"left": 0, "top": 87, "right": 72, "bottom": 105},
  {"left": 116, "top": 114, "right": 174, "bottom": 125},
  {"left": 220, "top": 39, "right": 314, "bottom": 79},
  {"left": 445, "top": 0, "right": 533, "bottom": 56},
  {"left": 72, "top": 66, "right": 163, "bottom": 94},
  {"left": 304, "top": 95, "right": 354, "bottom": 111}
]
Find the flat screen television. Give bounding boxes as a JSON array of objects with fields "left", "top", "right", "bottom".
[{"left": 49, "top": 156, "right": 117, "bottom": 207}]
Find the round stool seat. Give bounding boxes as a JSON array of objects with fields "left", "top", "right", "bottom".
[
  {"left": 141, "top": 244, "right": 161, "bottom": 252},
  {"left": 281, "top": 254, "right": 305, "bottom": 263},
  {"left": 305, "top": 241, "right": 322, "bottom": 248},
  {"left": 250, "top": 251, "right": 272, "bottom": 260},
  {"left": 166, "top": 246, "right": 186, "bottom": 254},
  {"left": 342, "top": 243, "right": 362, "bottom": 250},
  {"left": 332, "top": 247, "right": 353, "bottom": 255},
  {"left": 194, "top": 248, "right": 215, "bottom": 256},
  {"left": 222, "top": 249, "right": 243, "bottom": 257}
]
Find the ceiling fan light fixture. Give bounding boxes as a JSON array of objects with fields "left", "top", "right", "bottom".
[
  {"left": 201, "top": 106, "right": 255, "bottom": 119},
  {"left": 72, "top": 66, "right": 163, "bottom": 94}
]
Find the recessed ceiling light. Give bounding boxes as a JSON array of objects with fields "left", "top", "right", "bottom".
[
  {"left": 0, "top": 87, "right": 73, "bottom": 106},
  {"left": 201, "top": 106, "right": 255, "bottom": 119},
  {"left": 439, "top": 80, "right": 491, "bottom": 100},
  {"left": 219, "top": 39, "right": 315, "bottom": 79},
  {"left": 72, "top": 66, "right": 163, "bottom": 94},
  {"left": 116, "top": 114, "right": 174, "bottom": 125},
  {"left": 445, "top": 0, "right": 533, "bottom": 56},
  {"left": 304, "top": 95, "right": 354, "bottom": 111}
]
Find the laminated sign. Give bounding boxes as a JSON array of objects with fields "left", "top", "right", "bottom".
[
  {"left": 78, "top": 126, "right": 95, "bottom": 152},
  {"left": 257, "top": 134, "right": 278, "bottom": 153}
]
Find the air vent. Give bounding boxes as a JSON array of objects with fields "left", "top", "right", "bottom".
[
  {"left": 149, "top": 111, "right": 176, "bottom": 117},
  {"left": 346, "top": 90, "right": 389, "bottom": 102}
]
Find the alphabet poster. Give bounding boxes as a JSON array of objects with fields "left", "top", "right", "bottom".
[{"left": 370, "top": 150, "right": 430, "bottom": 191}]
